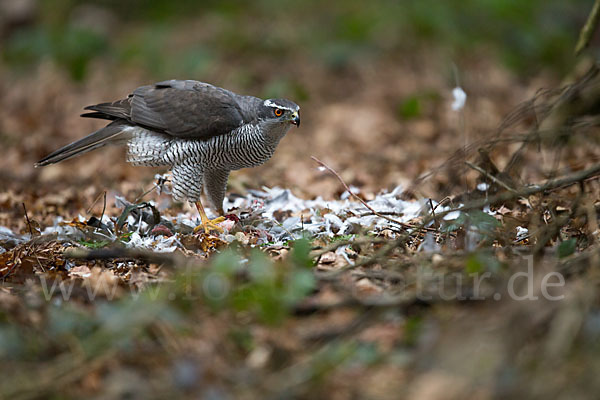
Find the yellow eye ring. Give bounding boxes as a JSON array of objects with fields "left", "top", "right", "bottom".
[{"left": 274, "top": 108, "right": 284, "bottom": 117}]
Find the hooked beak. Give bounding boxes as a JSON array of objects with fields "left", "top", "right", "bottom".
[{"left": 290, "top": 111, "right": 300, "bottom": 127}]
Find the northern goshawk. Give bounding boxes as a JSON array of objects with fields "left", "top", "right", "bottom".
[{"left": 36, "top": 80, "right": 300, "bottom": 232}]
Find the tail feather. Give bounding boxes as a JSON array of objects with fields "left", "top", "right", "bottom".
[
  {"left": 35, "top": 122, "right": 131, "bottom": 167},
  {"left": 80, "top": 111, "right": 118, "bottom": 120},
  {"left": 83, "top": 98, "right": 131, "bottom": 120}
]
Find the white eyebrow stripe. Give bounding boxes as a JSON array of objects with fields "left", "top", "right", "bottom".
[{"left": 263, "top": 99, "right": 298, "bottom": 111}]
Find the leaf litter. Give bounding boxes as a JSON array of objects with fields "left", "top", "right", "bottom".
[
  {"left": 1, "top": 41, "right": 600, "bottom": 399},
  {"left": 1, "top": 183, "right": 437, "bottom": 267}
]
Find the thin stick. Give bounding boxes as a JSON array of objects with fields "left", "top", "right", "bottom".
[
  {"left": 317, "top": 162, "right": 600, "bottom": 279},
  {"left": 465, "top": 161, "right": 518, "bottom": 193},
  {"left": 357, "top": 211, "right": 406, "bottom": 218},
  {"left": 576, "top": 0, "right": 600, "bottom": 55},
  {"left": 86, "top": 190, "right": 106, "bottom": 214},
  {"left": 135, "top": 174, "right": 171, "bottom": 203},
  {"left": 434, "top": 196, "right": 451, "bottom": 211},
  {"left": 22, "top": 203, "right": 34, "bottom": 236},
  {"left": 311, "top": 156, "right": 410, "bottom": 230},
  {"left": 428, "top": 198, "right": 439, "bottom": 230},
  {"left": 433, "top": 162, "right": 600, "bottom": 223},
  {"left": 269, "top": 216, "right": 296, "bottom": 240},
  {"left": 135, "top": 184, "right": 158, "bottom": 203},
  {"left": 21, "top": 203, "right": 45, "bottom": 273},
  {"left": 64, "top": 247, "right": 189, "bottom": 267},
  {"left": 100, "top": 191, "right": 107, "bottom": 222}
]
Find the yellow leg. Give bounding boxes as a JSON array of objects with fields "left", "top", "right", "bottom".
[{"left": 193, "top": 201, "right": 225, "bottom": 234}]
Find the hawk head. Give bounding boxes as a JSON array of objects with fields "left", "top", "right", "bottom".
[{"left": 259, "top": 99, "right": 301, "bottom": 127}]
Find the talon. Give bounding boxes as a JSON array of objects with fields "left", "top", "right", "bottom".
[
  {"left": 194, "top": 201, "right": 225, "bottom": 234},
  {"left": 193, "top": 217, "right": 225, "bottom": 234}
]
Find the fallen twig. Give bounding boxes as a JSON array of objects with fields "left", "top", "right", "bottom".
[
  {"left": 22, "top": 203, "right": 34, "bottom": 237},
  {"left": 20, "top": 203, "right": 45, "bottom": 274},
  {"left": 64, "top": 247, "right": 194, "bottom": 268},
  {"left": 465, "top": 161, "right": 518, "bottom": 193},
  {"left": 440, "top": 162, "right": 600, "bottom": 221},
  {"left": 317, "top": 162, "right": 600, "bottom": 278},
  {"left": 429, "top": 198, "right": 439, "bottom": 230},
  {"left": 86, "top": 190, "right": 107, "bottom": 218}
]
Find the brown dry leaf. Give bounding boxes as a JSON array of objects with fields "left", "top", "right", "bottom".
[
  {"left": 69, "top": 265, "right": 92, "bottom": 279},
  {"left": 200, "top": 234, "right": 228, "bottom": 253},
  {"left": 83, "top": 266, "right": 122, "bottom": 298},
  {"left": 316, "top": 250, "right": 349, "bottom": 271},
  {"left": 495, "top": 205, "right": 512, "bottom": 215},
  {"left": 61, "top": 218, "right": 89, "bottom": 230},
  {"left": 354, "top": 277, "right": 383, "bottom": 297},
  {"left": 318, "top": 251, "right": 337, "bottom": 264},
  {"left": 268, "top": 247, "right": 289, "bottom": 261}
]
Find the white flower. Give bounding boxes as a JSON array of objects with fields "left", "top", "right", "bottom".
[
  {"left": 451, "top": 87, "right": 467, "bottom": 111},
  {"left": 477, "top": 182, "right": 490, "bottom": 191}
]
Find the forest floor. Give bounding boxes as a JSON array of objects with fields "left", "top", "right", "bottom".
[{"left": 1, "top": 51, "right": 600, "bottom": 399}]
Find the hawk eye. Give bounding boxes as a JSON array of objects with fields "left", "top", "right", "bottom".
[{"left": 274, "top": 108, "right": 284, "bottom": 117}]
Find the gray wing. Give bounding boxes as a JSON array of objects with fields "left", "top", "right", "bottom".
[{"left": 82, "top": 80, "right": 245, "bottom": 139}]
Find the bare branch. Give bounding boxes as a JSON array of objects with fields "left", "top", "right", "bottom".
[{"left": 465, "top": 161, "right": 518, "bottom": 193}]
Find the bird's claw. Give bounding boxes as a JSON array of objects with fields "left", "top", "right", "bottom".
[{"left": 193, "top": 216, "right": 226, "bottom": 234}]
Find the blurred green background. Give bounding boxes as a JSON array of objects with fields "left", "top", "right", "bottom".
[{"left": 1, "top": 0, "right": 592, "bottom": 86}]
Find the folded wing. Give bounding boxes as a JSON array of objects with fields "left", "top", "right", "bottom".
[{"left": 82, "top": 80, "right": 245, "bottom": 139}]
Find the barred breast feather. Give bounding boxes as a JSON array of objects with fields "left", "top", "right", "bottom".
[
  {"left": 125, "top": 123, "right": 278, "bottom": 170},
  {"left": 124, "top": 123, "right": 282, "bottom": 203}
]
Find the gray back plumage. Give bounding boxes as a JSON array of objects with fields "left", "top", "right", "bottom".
[{"left": 82, "top": 80, "right": 264, "bottom": 140}]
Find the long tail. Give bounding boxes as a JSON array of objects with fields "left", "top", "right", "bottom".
[{"left": 35, "top": 121, "right": 131, "bottom": 167}]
